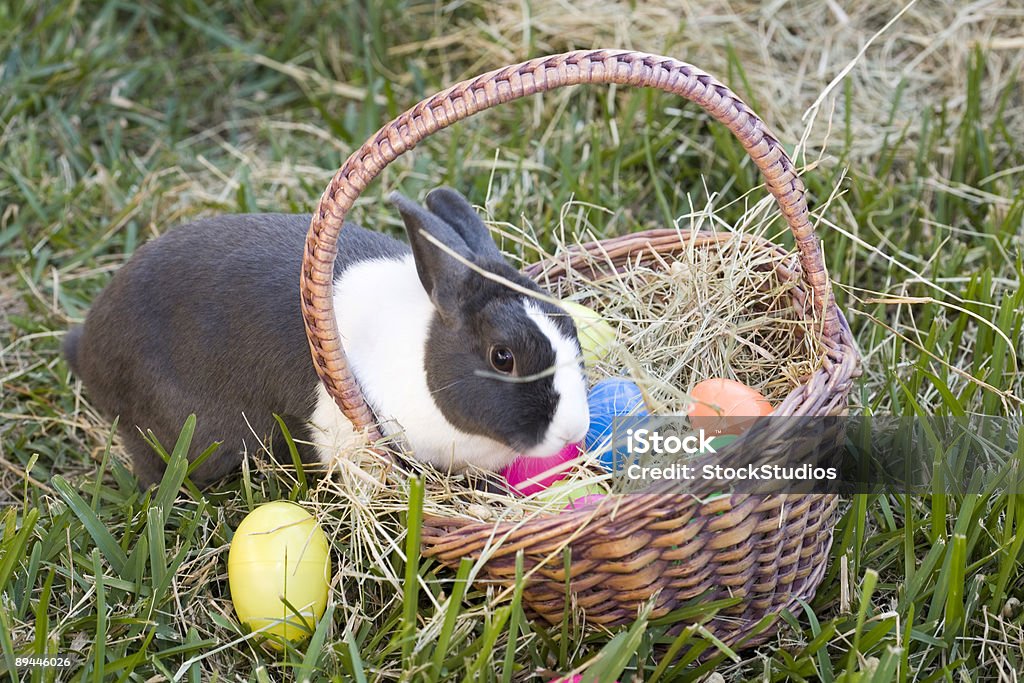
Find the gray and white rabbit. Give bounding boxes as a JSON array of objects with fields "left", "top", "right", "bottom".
[{"left": 64, "top": 188, "right": 590, "bottom": 488}]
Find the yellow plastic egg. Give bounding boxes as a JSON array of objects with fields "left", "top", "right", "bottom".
[
  {"left": 559, "top": 300, "right": 617, "bottom": 365},
  {"left": 227, "top": 501, "right": 330, "bottom": 648}
]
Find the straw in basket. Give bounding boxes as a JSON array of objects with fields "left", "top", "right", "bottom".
[{"left": 299, "top": 49, "right": 861, "bottom": 649}]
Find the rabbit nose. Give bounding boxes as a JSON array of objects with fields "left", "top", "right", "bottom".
[
  {"left": 567, "top": 425, "right": 588, "bottom": 445},
  {"left": 556, "top": 419, "right": 588, "bottom": 447}
]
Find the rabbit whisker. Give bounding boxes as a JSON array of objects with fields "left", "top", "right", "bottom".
[{"left": 429, "top": 376, "right": 476, "bottom": 396}]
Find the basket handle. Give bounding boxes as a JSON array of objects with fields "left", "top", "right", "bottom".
[{"left": 301, "top": 49, "right": 839, "bottom": 436}]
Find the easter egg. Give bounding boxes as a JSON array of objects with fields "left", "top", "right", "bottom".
[
  {"left": 698, "top": 434, "right": 738, "bottom": 503},
  {"left": 559, "top": 300, "right": 617, "bottom": 365},
  {"left": 564, "top": 492, "right": 607, "bottom": 511},
  {"left": 584, "top": 378, "right": 649, "bottom": 470},
  {"left": 702, "top": 434, "right": 739, "bottom": 454},
  {"left": 687, "top": 378, "right": 773, "bottom": 436},
  {"left": 228, "top": 501, "right": 330, "bottom": 648},
  {"left": 502, "top": 442, "right": 581, "bottom": 496},
  {"left": 532, "top": 479, "right": 605, "bottom": 508}
]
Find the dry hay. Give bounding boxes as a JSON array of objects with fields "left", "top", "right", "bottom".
[
  {"left": 537, "top": 199, "right": 820, "bottom": 409},
  {"left": 400, "top": 0, "right": 1024, "bottom": 169}
]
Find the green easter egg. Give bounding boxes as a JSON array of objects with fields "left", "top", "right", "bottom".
[
  {"left": 559, "top": 300, "right": 617, "bottom": 365},
  {"left": 534, "top": 480, "right": 605, "bottom": 508},
  {"left": 705, "top": 434, "right": 739, "bottom": 453}
]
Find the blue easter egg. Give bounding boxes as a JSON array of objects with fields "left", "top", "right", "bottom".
[{"left": 584, "top": 378, "right": 649, "bottom": 470}]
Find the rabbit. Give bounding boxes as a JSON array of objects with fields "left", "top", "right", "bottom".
[{"left": 64, "top": 187, "right": 590, "bottom": 489}]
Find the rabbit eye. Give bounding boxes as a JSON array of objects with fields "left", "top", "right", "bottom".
[{"left": 489, "top": 345, "right": 515, "bottom": 374}]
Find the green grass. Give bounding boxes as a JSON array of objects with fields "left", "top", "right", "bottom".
[{"left": 2, "top": 0, "right": 1023, "bottom": 681}]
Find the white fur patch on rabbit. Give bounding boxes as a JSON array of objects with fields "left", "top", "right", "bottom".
[
  {"left": 312, "top": 254, "right": 519, "bottom": 471},
  {"left": 520, "top": 300, "right": 590, "bottom": 456},
  {"left": 308, "top": 382, "right": 362, "bottom": 464}
]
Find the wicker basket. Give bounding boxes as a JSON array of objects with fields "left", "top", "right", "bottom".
[{"left": 300, "top": 50, "right": 860, "bottom": 649}]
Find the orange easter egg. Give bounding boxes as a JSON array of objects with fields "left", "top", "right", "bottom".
[{"left": 687, "top": 378, "right": 773, "bottom": 436}]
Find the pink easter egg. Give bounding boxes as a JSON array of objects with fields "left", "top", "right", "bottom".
[
  {"left": 502, "top": 442, "right": 581, "bottom": 496},
  {"left": 550, "top": 675, "right": 619, "bottom": 683}
]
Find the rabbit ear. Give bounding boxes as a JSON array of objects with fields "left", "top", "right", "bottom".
[
  {"left": 424, "top": 187, "right": 503, "bottom": 261},
  {"left": 390, "top": 191, "right": 473, "bottom": 317}
]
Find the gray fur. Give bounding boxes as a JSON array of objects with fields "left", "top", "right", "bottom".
[
  {"left": 65, "top": 213, "right": 408, "bottom": 488},
  {"left": 390, "top": 191, "right": 475, "bottom": 319},
  {"left": 423, "top": 188, "right": 504, "bottom": 261}
]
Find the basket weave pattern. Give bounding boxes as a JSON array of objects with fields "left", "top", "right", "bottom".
[{"left": 301, "top": 50, "right": 860, "bottom": 647}]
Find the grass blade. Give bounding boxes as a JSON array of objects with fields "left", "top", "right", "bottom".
[
  {"left": 273, "top": 414, "right": 307, "bottom": 497},
  {"left": 583, "top": 601, "right": 652, "bottom": 683},
  {"left": 147, "top": 506, "right": 167, "bottom": 589},
  {"left": 154, "top": 415, "right": 195, "bottom": 510},
  {"left": 500, "top": 551, "right": 527, "bottom": 683},
  {"left": 296, "top": 602, "right": 334, "bottom": 682},
  {"left": 92, "top": 548, "right": 107, "bottom": 682},
  {"left": 0, "top": 584, "right": 15, "bottom": 677},
  {"left": 0, "top": 507, "right": 39, "bottom": 595},
  {"left": 343, "top": 630, "right": 368, "bottom": 683},
  {"left": 942, "top": 533, "right": 967, "bottom": 645},
  {"left": 429, "top": 558, "right": 473, "bottom": 682},
  {"left": 401, "top": 476, "right": 424, "bottom": 666},
  {"left": 848, "top": 568, "right": 879, "bottom": 673},
  {"left": 462, "top": 606, "right": 512, "bottom": 682},
  {"left": 51, "top": 476, "right": 127, "bottom": 575}
]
